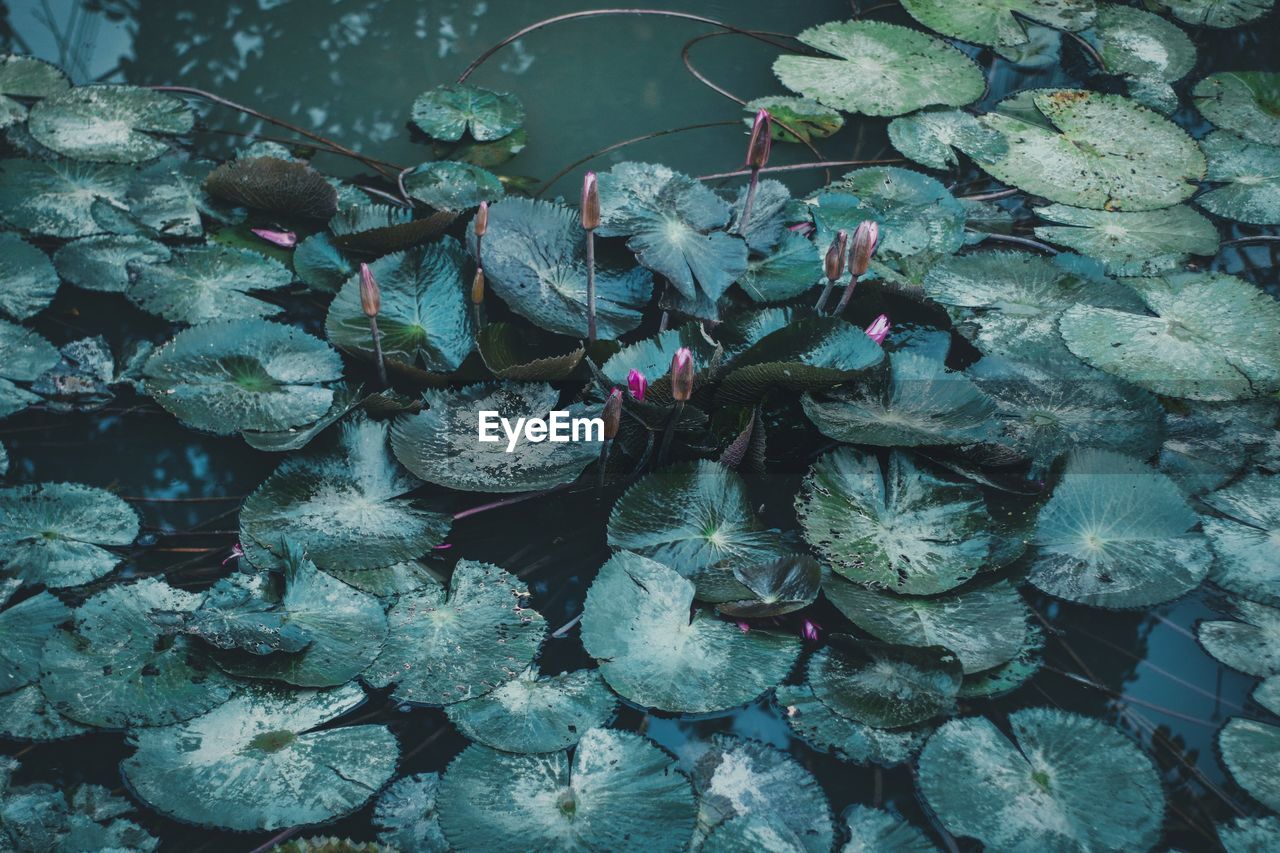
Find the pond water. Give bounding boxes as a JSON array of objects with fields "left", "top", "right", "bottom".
[{"left": 1, "top": 0, "right": 1278, "bottom": 851}]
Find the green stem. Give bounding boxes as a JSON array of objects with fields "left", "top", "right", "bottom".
[
  {"left": 738, "top": 166, "right": 760, "bottom": 235},
  {"left": 585, "top": 229, "right": 598, "bottom": 343},
  {"left": 814, "top": 278, "right": 837, "bottom": 313},
  {"left": 656, "top": 400, "right": 684, "bottom": 467},
  {"left": 369, "top": 316, "right": 388, "bottom": 387}
]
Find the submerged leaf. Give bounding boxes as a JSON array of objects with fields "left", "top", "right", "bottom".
[
  {"left": 0, "top": 482, "right": 138, "bottom": 588},
  {"left": 445, "top": 667, "right": 616, "bottom": 753},
  {"left": 28, "top": 85, "right": 192, "bottom": 163}
]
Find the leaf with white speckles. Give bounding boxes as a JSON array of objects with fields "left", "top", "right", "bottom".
[
  {"left": 0, "top": 482, "right": 139, "bottom": 588},
  {"left": 900, "top": 0, "right": 1094, "bottom": 47},
  {"left": 1202, "top": 472, "right": 1280, "bottom": 606},
  {"left": 0, "top": 158, "right": 134, "bottom": 237},
  {"left": 1219, "top": 718, "right": 1280, "bottom": 811},
  {"left": 1194, "top": 71, "right": 1280, "bottom": 141},
  {"left": 445, "top": 667, "right": 616, "bottom": 753},
  {"left": 840, "top": 805, "right": 935, "bottom": 852},
  {"left": 774, "top": 684, "right": 929, "bottom": 766},
  {"left": 1033, "top": 203, "right": 1219, "bottom": 275},
  {"left": 374, "top": 773, "right": 447, "bottom": 852},
  {"left": 28, "top": 84, "right": 192, "bottom": 163},
  {"left": 1196, "top": 131, "right": 1280, "bottom": 225},
  {"left": 1198, "top": 600, "right": 1280, "bottom": 677},
  {"left": 807, "top": 636, "right": 962, "bottom": 728},
  {"left": 888, "top": 108, "right": 1008, "bottom": 170}
]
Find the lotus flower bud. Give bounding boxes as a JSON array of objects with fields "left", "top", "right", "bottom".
[
  {"left": 627, "top": 368, "right": 648, "bottom": 402},
  {"left": 359, "top": 263, "right": 380, "bottom": 318},
  {"left": 736, "top": 621, "right": 751, "bottom": 634},
  {"left": 250, "top": 227, "right": 297, "bottom": 248},
  {"left": 471, "top": 267, "right": 486, "bottom": 305},
  {"left": 581, "top": 171, "right": 600, "bottom": 231},
  {"left": 670, "top": 347, "right": 694, "bottom": 402},
  {"left": 865, "top": 314, "right": 891, "bottom": 345},
  {"left": 801, "top": 619, "right": 820, "bottom": 642},
  {"left": 746, "top": 109, "right": 772, "bottom": 170},
  {"left": 848, "top": 220, "right": 879, "bottom": 277},
  {"left": 474, "top": 200, "right": 489, "bottom": 237},
  {"left": 602, "top": 387, "right": 623, "bottom": 440},
  {"left": 824, "top": 230, "right": 848, "bottom": 282}
]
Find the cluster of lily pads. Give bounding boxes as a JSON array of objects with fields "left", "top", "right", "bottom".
[{"left": 1, "top": 0, "right": 1280, "bottom": 848}]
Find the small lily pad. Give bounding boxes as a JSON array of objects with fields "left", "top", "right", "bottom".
[
  {"left": 129, "top": 244, "right": 294, "bottom": 324},
  {"left": 600, "top": 323, "right": 717, "bottom": 386},
  {"left": 1033, "top": 203, "right": 1219, "bottom": 275},
  {"left": 1193, "top": 72, "right": 1280, "bottom": 142},
  {"left": 1219, "top": 718, "right": 1280, "bottom": 811},
  {"left": 1154, "top": 0, "right": 1273, "bottom": 26},
  {"left": 411, "top": 84, "right": 524, "bottom": 142},
  {"left": 444, "top": 666, "right": 616, "bottom": 753},
  {"left": 329, "top": 203, "right": 448, "bottom": 253},
  {"left": 718, "top": 554, "right": 822, "bottom": 618},
  {"left": 53, "top": 235, "right": 170, "bottom": 293},
  {"left": 743, "top": 96, "right": 843, "bottom": 143},
  {"left": 0, "top": 54, "right": 70, "bottom": 100},
  {"left": 0, "top": 319, "right": 58, "bottom": 419},
  {"left": 888, "top": 108, "right": 1008, "bottom": 170},
  {"left": 1094, "top": 6, "right": 1195, "bottom": 90},
  {"left": 808, "top": 636, "right": 962, "bottom": 728},
  {"left": 374, "top": 773, "right": 446, "bottom": 852},
  {"left": 240, "top": 381, "right": 366, "bottom": 453},
  {"left": 0, "top": 232, "right": 58, "bottom": 321},
  {"left": 774, "top": 683, "right": 928, "bottom": 766},
  {"left": 1202, "top": 472, "right": 1280, "bottom": 606},
  {"left": 0, "top": 482, "right": 139, "bottom": 588},
  {"left": 959, "top": 624, "right": 1046, "bottom": 699},
  {"left": 404, "top": 161, "right": 502, "bottom": 211},
  {"left": 840, "top": 806, "right": 934, "bottom": 853},
  {"left": 1196, "top": 131, "right": 1280, "bottom": 225},
  {"left": 293, "top": 232, "right": 353, "bottom": 293},
  {"left": 0, "top": 158, "right": 134, "bottom": 237},
  {"left": 28, "top": 85, "right": 193, "bottom": 163},
  {"left": 814, "top": 168, "right": 967, "bottom": 258},
  {"left": 1197, "top": 600, "right": 1280, "bottom": 677},
  {"left": 738, "top": 230, "right": 820, "bottom": 303}
]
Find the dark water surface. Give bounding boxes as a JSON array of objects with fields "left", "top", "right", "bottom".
[{"left": 1, "top": 1, "right": 1278, "bottom": 850}]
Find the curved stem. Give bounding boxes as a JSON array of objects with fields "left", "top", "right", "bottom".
[
  {"left": 1060, "top": 28, "right": 1107, "bottom": 72},
  {"left": 1223, "top": 235, "right": 1280, "bottom": 246},
  {"left": 697, "top": 157, "right": 902, "bottom": 181},
  {"left": 960, "top": 187, "right": 1020, "bottom": 202},
  {"left": 980, "top": 232, "right": 1059, "bottom": 254}
]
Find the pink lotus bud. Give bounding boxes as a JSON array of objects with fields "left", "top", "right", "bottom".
[
  {"left": 251, "top": 227, "right": 297, "bottom": 248},
  {"left": 848, "top": 220, "right": 879, "bottom": 277},
  {"left": 670, "top": 347, "right": 694, "bottom": 403},
  {"left": 602, "top": 387, "right": 623, "bottom": 440},
  {"left": 359, "top": 262, "right": 380, "bottom": 318},
  {"left": 474, "top": 200, "right": 489, "bottom": 237},
  {"left": 627, "top": 368, "right": 648, "bottom": 401},
  {"left": 222, "top": 542, "right": 245, "bottom": 565},
  {"left": 471, "top": 267, "right": 486, "bottom": 305},
  {"left": 801, "top": 619, "right": 820, "bottom": 642},
  {"left": 824, "top": 230, "right": 848, "bottom": 282},
  {"left": 737, "top": 621, "right": 751, "bottom": 634},
  {"left": 581, "top": 172, "right": 600, "bottom": 231},
  {"left": 865, "top": 314, "right": 891, "bottom": 345},
  {"left": 745, "top": 109, "right": 772, "bottom": 170}
]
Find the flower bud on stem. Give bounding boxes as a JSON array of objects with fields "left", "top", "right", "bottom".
[
  {"left": 471, "top": 266, "right": 487, "bottom": 332},
  {"left": 737, "top": 109, "right": 772, "bottom": 236},
  {"left": 834, "top": 220, "right": 879, "bottom": 316},
  {"left": 597, "top": 387, "right": 623, "bottom": 497},
  {"left": 360, "top": 263, "right": 387, "bottom": 387},
  {"left": 581, "top": 172, "right": 600, "bottom": 343},
  {"left": 814, "top": 229, "right": 848, "bottom": 313},
  {"left": 657, "top": 348, "right": 694, "bottom": 467}
]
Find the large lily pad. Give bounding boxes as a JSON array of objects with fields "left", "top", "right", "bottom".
[
  {"left": 444, "top": 667, "right": 616, "bottom": 753},
  {"left": 887, "top": 108, "right": 1008, "bottom": 170},
  {"left": 1033, "top": 203, "right": 1219, "bottom": 275},
  {"left": 900, "top": 0, "right": 1095, "bottom": 47},
  {"left": 0, "top": 482, "right": 138, "bottom": 588},
  {"left": 143, "top": 319, "right": 343, "bottom": 435},
  {"left": 53, "top": 235, "right": 170, "bottom": 293},
  {"left": 404, "top": 161, "right": 503, "bottom": 211},
  {"left": 476, "top": 196, "right": 652, "bottom": 338},
  {"left": 1196, "top": 131, "right": 1280, "bottom": 225},
  {"left": 716, "top": 316, "right": 884, "bottom": 404},
  {"left": 919, "top": 708, "right": 1165, "bottom": 849},
  {"left": 0, "top": 590, "right": 68, "bottom": 695},
  {"left": 774, "top": 683, "right": 928, "bottom": 766},
  {"left": 437, "top": 728, "right": 696, "bottom": 852},
  {"left": 1197, "top": 600, "right": 1280, "bottom": 677},
  {"left": 365, "top": 560, "right": 546, "bottom": 705},
  {"left": 808, "top": 636, "right": 962, "bottom": 728},
  {"left": 121, "top": 683, "right": 397, "bottom": 831},
  {"left": 325, "top": 238, "right": 474, "bottom": 372},
  {"left": 411, "top": 84, "right": 524, "bottom": 142},
  {"left": 1059, "top": 271, "right": 1280, "bottom": 401},
  {"left": 1029, "top": 448, "right": 1211, "bottom": 608},
  {"left": 1154, "top": 0, "right": 1273, "bottom": 26},
  {"left": 28, "top": 85, "right": 192, "bottom": 163},
  {"left": 1219, "top": 718, "right": 1280, "bottom": 811},
  {"left": 1194, "top": 72, "right": 1280, "bottom": 142},
  {"left": 581, "top": 551, "right": 800, "bottom": 713},
  {"left": 814, "top": 168, "right": 966, "bottom": 258},
  {"left": 129, "top": 244, "right": 294, "bottom": 324},
  {"left": 1202, "top": 472, "right": 1280, "bottom": 606},
  {"left": 0, "top": 158, "right": 134, "bottom": 237},
  {"left": 773, "top": 21, "right": 984, "bottom": 116},
  {"left": 374, "top": 773, "right": 447, "bottom": 853},
  {"left": 0, "top": 232, "right": 58, "bottom": 321}
]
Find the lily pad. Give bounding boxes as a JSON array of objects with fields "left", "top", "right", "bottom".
[
  {"left": 329, "top": 203, "right": 448, "bottom": 253},
  {"left": 325, "top": 238, "right": 474, "bottom": 372},
  {"left": 1160, "top": 399, "right": 1280, "bottom": 496},
  {"left": 444, "top": 667, "right": 616, "bottom": 753},
  {"left": 121, "top": 683, "right": 397, "bottom": 831},
  {"left": 374, "top": 773, "right": 446, "bottom": 852},
  {"left": 437, "top": 728, "right": 696, "bottom": 852},
  {"left": 840, "top": 806, "right": 934, "bottom": 853},
  {"left": 411, "top": 84, "right": 524, "bottom": 142},
  {"left": 477, "top": 322, "right": 584, "bottom": 380},
  {"left": 365, "top": 559, "right": 546, "bottom": 706},
  {"left": 203, "top": 156, "right": 338, "bottom": 219},
  {"left": 0, "top": 232, "right": 58, "bottom": 321},
  {"left": 240, "top": 381, "right": 366, "bottom": 453},
  {"left": 1194, "top": 72, "right": 1280, "bottom": 143},
  {"left": 738, "top": 230, "right": 820, "bottom": 303},
  {"left": 1202, "top": 472, "right": 1280, "bottom": 606},
  {"left": 888, "top": 108, "right": 1008, "bottom": 170},
  {"left": 717, "top": 316, "right": 885, "bottom": 404},
  {"left": 919, "top": 708, "right": 1165, "bottom": 850},
  {"left": 717, "top": 554, "right": 822, "bottom": 618},
  {"left": 743, "top": 96, "right": 843, "bottom": 143},
  {"left": 600, "top": 323, "right": 717, "bottom": 386},
  {"left": 814, "top": 168, "right": 967, "bottom": 258},
  {"left": 1219, "top": 816, "right": 1280, "bottom": 853},
  {"left": 0, "top": 682, "right": 90, "bottom": 741},
  {"left": 773, "top": 21, "right": 984, "bottom": 116},
  {"left": 581, "top": 551, "right": 800, "bottom": 713},
  {"left": 53, "top": 235, "right": 170, "bottom": 293},
  {"left": 170, "top": 572, "right": 313, "bottom": 656},
  {"left": 774, "top": 683, "right": 928, "bottom": 766},
  {"left": 293, "top": 232, "right": 353, "bottom": 293},
  {"left": 959, "top": 624, "right": 1046, "bottom": 699},
  {"left": 0, "top": 319, "right": 58, "bottom": 419},
  {"left": 1154, "top": 0, "right": 1273, "bottom": 26},
  {"left": 900, "top": 0, "right": 1095, "bottom": 47},
  {"left": 1033, "top": 203, "right": 1219, "bottom": 275},
  {"left": 0, "top": 767, "right": 156, "bottom": 851},
  {"left": 1029, "top": 448, "right": 1211, "bottom": 608},
  {"left": 28, "top": 84, "right": 192, "bottom": 163},
  {"left": 476, "top": 196, "right": 652, "bottom": 338},
  {"left": 703, "top": 815, "right": 807, "bottom": 852},
  {"left": 1094, "top": 6, "right": 1195, "bottom": 89},
  {"left": 1256, "top": 678, "right": 1280, "bottom": 715},
  {"left": 1197, "top": 600, "right": 1280, "bottom": 676},
  {"left": 1059, "top": 271, "right": 1280, "bottom": 401},
  {"left": 1219, "top": 718, "right": 1280, "bottom": 811},
  {"left": 143, "top": 319, "right": 343, "bottom": 435},
  {"left": 0, "top": 55, "right": 69, "bottom": 104},
  {"left": 808, "top": 636, "right": 962, "bottom": 728},
  {"left": 390, "top": 382, "right": 600, "bottom": 493},
  {"left": 0, "top": 482, "right": 138, "bottom": 588},
  {"left": 1196, "top": 131, "right": 1280, "bottom": 225},
  {"left": 0, "top": 590, "right": 68, "bottom": 694},
  {"left": 129, "top": 244, "right": 294, "bottom": 324},
  {"left": 404, "top": 161, "right": 503, "bottom": 211},
  {"left": 0, "top": 158, "right": 134, "bottom": 237},
  {"left": 796, "top": 449, "right": 1001, "bottom": 595}
]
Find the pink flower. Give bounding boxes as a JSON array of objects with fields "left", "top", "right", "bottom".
[
  {"left": 250, "top": 227, "right": 297, "bottom": 248},
  {"left": 627, "top": 368, "right": 648, "bottom": 401},
  {"left": 865, "top": 314, "right": 891, "bottom": 345},
  {"left": 222, "top": 542, "right": 245, "bottom": 565},
  {"left": 745, "top": 109, "right": 772, "bottom": 169},
  {"left": 801, "top": 619, "right": 820, "bottom": 642},
  {"left": 670, "top": 347, "right": 695, "bottom": 402},
  {"left": 848, "top": 220, "right": 879, "bottom": 277},
  {"left": 360, "top": 262, "right": 381, "bottom": 318},
  {"left": 737, "top": 621, "right": 751, "bottom": 634}
]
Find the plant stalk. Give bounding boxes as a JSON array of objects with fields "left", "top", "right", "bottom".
[
  {"left": 738, "top": 166, "right": 761, "bottom": 235},
  {"left": 585, "top": 229, "right": 598, "bottom": 342},
  {"left": 368, "top": 316, "right": 388, "bottom": 387},
  {"left": 814, "top": 278, "right": 836, "bottom": 313},
  {"left": 595, "top": 436, "right": 612, "bottom": 497},
  {"left": 833, "top": 275, "right": 859, "bottom": 315},
  {"left": 656, "top": 401, "right": 684, "bottom": 466}
]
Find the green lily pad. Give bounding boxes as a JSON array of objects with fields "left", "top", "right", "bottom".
[
  {"left": 738, "top": 230, "right": 820, "bottom": 304},
  {"left": 814, "top": 168, "right": 967, "bottom": 258},
  {"left": 797, "top": 449, "right": 1001, "bottom": 595},
  {"left": 325, "top": 559, "right": 444, "bottom": 600},
  {"left": 293, "top": 232, "right": 353, "bottom": 293},
  {"left": 0, "top": 590, "right": 68, "bottom": 694},
  {"left": 959, "top": 624, "right": 1045, "bottom": 699},
  {"left": 774, "top": 683, "right": 928, "bottom": 766},
  {"left": 444, "top": 667, "right": 616, "bottom": 753},
  {"left": 841, "top": 806, "right": 934, "bottom": 853},
  {"left": 437, "top": 728, "right": 696, "bottom": 852},
  {"left": 1029, "top": 448, "right": 1211, "bottom": 608},
  {"left": 240, "top": 381, "right": 366, "bottom": 453},
  {"left": 0, "top": 232, "right": 58, "bottom": 321},
  {"left": 390, "top": 382, "right": 601, "bottom": 493},
  {"left": 411, "top": 84, "right": 524, "bottom": 142},
  {"left": 729, "top": 178, "right": 791, "bottom": 256},
  {"left": 1160, "top": 400, "right": 1279, "bottom": 496},
  {"left": 888, "top": 108, "right": 1008, "bottom": 170},
  {"left": 128, "top": 244, "right": 294, "bottom": 324},
  {"left": 808, "top": 636, "right": 962, "bottom": 728},
  {"left": 1255, "top": 678, "right": 1280, "bottom": 715},
  {"left": 0, "top": 766, "right": 157, "bottom": 851},
  {"left": 0, "top": 158, "right": 134, "bottom": 237},
  {"left": 1154, "top": 0, "right": 1273, "bottom": 26},
  {"left": 1219, "top": 816, "right": 1280, "bottom": 853},
  {"left": 717, "top": 554, "right": 822, "bottom": 618},
  {"left": 374, "top": 773, "right": 446, "bottom": 853},
  {"left": 121, "top": 683, "right": 397, "bottom": 831},
  {"left": 53, "top": 235, "right": 170, "bottom": 293},
  {"left": 1094, "top": 5, "right": 1195, "bottom": 87},
  {"left": 581, "top": 551, "right": 800, "bottom": 713},
  {"left": 919, "top": 708, "right": 1165, "bottom": 850},
  {"left": 40, "top": 577, "right": 236, "bottom": 727},
  {"left": 203, "top": 156, "right": 338, "bottom": 219},
  {"left": 365, "top": 559, "right": 546, "bottom": 705},
  {"left": 477, "top": 196, "right": 652, "bottom": 338},
  {"left": 977, "top": 89, "right": 1205, "bottom": 211},
  {"left": 1194, "top": 72, "right": 1280, "bottom": 143},
  {"left": 0, "top": 482, "right": 138, "bottom": 588},
  {"left": 1196, "top": 131, "right": 1280, "bottom": 225},
  {"left": 1219, "top": 718, "right": 1280, "bottom": 811},
  {"left": 0, "top": 55, "right": 69, "bottom": 102},
  {"left": 450, "top": 127, "right": 528, "bottom": 168},
  {"left": 28, "top": 84, "right": 192, "bottom": 163},
  {"left": 1197, "top": 600, "right": 1280, "bottom": 676},
  {"left": 743, "top": 96, "right": 843, "bottom": 143},
  {"left": 595, "top": 161, "right": 746, "bottom": 305},
  {"left": 125, "top": 156, "right": 217, "bottom": 238},
  {"left": 1033, "top": 203, "right": 1219, "bottom": 275},
  {"left": 1202, "top": 472, "right": 1280, "bottom": 606},
  {"left": 477, "top": 322, "right": 585, "bottom": 380},
  {"left": 325, "top": 238, "right": 474, "bottom": 372},
  {"left": 329, "top": 203, "right": 448, "bottom": 253},
  {"left": 900, "top": 0, "right": 1095, "bottom": 47},
  {"left": 1059, "top": 272, "right": 1280, "bottom": 401},
  {"left": 717, "top": 316, "right": 885, "bottom": 405},
  {"left": 169, "top": 572, "right": 313, "bottom": 656},
  {"left": 774, "top": 21, "right": 984, "bottom": 116},
  {"left": 600, "top": 323, "right": 717, "bottom": 386},
  {"left": 143, "top": 319, "right": 343, "bottom": 435},
  {"left": 404, "top": 161, "right": 503, "bottom": 211}
]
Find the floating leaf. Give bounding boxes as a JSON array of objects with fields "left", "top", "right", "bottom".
[
  {"left": 887, "top": 108, "right": 1008, "bottom": 170},
  {"left": 1196, "top": 131, "right": 1280, "bottom": 225},
  {"left": 1255, "top": 678, "right": 1280, "bottom": 716},
  {"left": 40, "top": 577, "right": 236, "bottom": 727},
  {"left": 1094, "top": 5, "right": 1195, "bottom": 88},
  {"left": 0, "top": 232, "right": 58, "bottom": 320},
  {"left": 1219, "top": 718, "right": 1280, "bottom": 811},
  {"left": 0, "top": 591, "right": 68, "bottom": 694},
  {"left": 1160, "top": 399, "right": 1279, "bottom": 496},
  {"left": 1033, "top": 203, "right": 1219, "bottom": 275},
  {"left": 0, "top": 319, "right": 58, "bottom": 419},
  {"left": 53, "top": 234, "right": 170, "bottom": 293},
  {"left": 329, "top": 203, "right": 449, "bottom": 253},
  {"left": 1028, "top": 448, "right": 1210, "bottom": 608},
  {"left": 717, "top": 316, "right": 884, "bottom": 404},
  {"left": 808, "top": 636, "right": 961, "bottom": 728},
  {"left": 581, "top": 551, "right": 800, "bottom": 713},
  {"left": 293, "top": 232, "right": 353, "bottom": 293},
  {"left": 121, "top": 683, "right": 397, "bottom": 831},
  {"left": 1194, "top": 71, "right": 1280, "bottom": 142},
  {"left": 437, "top": 728, "right": 696, "bottom": 852},
  {"left": 738, "top": 230, "right": 819, "bottom": 303},
  {"left": 476, "top": 196, "right": 652, "bottom": 338},
  {"left": 797, "top": 449, "right": 1001, "bottom": 595},
  {"left": 374, "top": 773, "right": 446, "bottom": 853},
  {"left": 325, "top": 238, "right": 474, "bottom": 372},
  {"left": 1219, "top": 816, "right": 1280, "bottom": 853},
  {"left": 773, "top": 21, "right": 984, "bottom": 116},
  {"left": 1059, "top": 271, "right": 1280, "bottom": 401},
  {"left": 445, "top": 667, "right": 616, "bottom": 753},
  {"left": 203, "top": 156, "right": 338, "bottom": 219},
  {"left": 774, "top": 683, "right": 928, "bottom": 766},
  {"left": 0, "top": 482, "right": 138, "bottom": 588},
  {"left": 0, "top": 55, "right": 69, "bottom": 104},
  {"left": 173, "top": 572, "right": 313, "bottom": 656},
  {"left": 411, "top": 84, "right": 524, "bottom": 142},
  {"left": 899, "top": 0, "right": 1095, "bottom": 47},
  {"left": 600, "top": 323, "right": 717, "bottom": 386},
  {"left": 0, "top": 766, "right": 156, "bottom": 851},
  {"left": 1154, "top": 0, "right": 1273, "bottom": 26},
  {"left": 128, "top": 244, "right": 294, "bottom": 324},
  {"left": 958, "top": 624, "right": 1045, "bottom": 699},
  {"left": 404, "top": 161, "right": 503, "bottom": 211},
  {"left": 718, "top": 554, "right": 822, "bottom": 618},
  {"left": 28, "top": 84, "right": 192, "bottom": 163},
  {"left": 143, "top": 319, "right": 342, "bottom": 435},
  {"left": 240, "top": 381, "right": 366, "bottom": 453},
  {"left": 365, "top": 560, "right": 545, "bottom": 705},
  {"left": 477, "top": 322, "right": 584, "bottom": 381},
  {"left": 0, "top": 159, "right": 134, "bottom": 237},
  {"left": 1197, "top": 600, "right": 1280, "bottom": 676},
  {"left": 840, "top": 806, "right": 934, "bottom": 853},
  {"left": 1202, "top": 472, "right": 1280, "bottom": 606},
  {"left": 702, "top": 815, "right": 806, "bottom": 852},
  {"left": 814, "top": 168, "right": 967, "bottom": 258},
  {"left": 743, "top": 96, "right": 843, "bottom": 143},
  {"left": 391, "top": 382, "right": 600, "bottom": 493},
  {"left": 729, "top": 178, "right": 791, "bottom": 256},
  {"left": 326, "top": 559, "right": 443, "bottom": 600},
  {"left": 123, "top": 156, "right": 216, "bottom": 238},
  {"left": 0, "top": 682, "right": 90, "bottom": 741},
  {"left": 919, "top": 708, "right": 1164, "bottom": 850}
]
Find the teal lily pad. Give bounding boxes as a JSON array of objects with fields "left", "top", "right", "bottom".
[
  {"left": 718, "top": 554, "right": 822, "bottom": 618},
  {"left": 702, "top": 815, "right": 807, "bottom": 852},
  {"left": 774, "top": 683, "right": 928, "bottom": 766},
  {"left": 411, "top": 84, "right": 524, "bottom": 142},
  {"left": 329, "top": 202, "right": 447, "bottom": 253},
  {"left": 53, "top": 235, "right": 170, "bottom": 293},
  {"left": 919, "top": 708, "right": 1165, "bottom": 850},
  {"left": 374, "top": 773, "right": 446, "bottom": 853},
  {"left": 1193, "top": 71, "right": 1280, "bottom": 142},
  {"left": 1219, "top": 718, "right": 1280, "bottom": 811},
  {"left": 0, "top": 681, "right": 90, "bottom": 741},
  {"left": 364, "top": 559, "right": 546, "bottom": 705},
  {"left": 1202, "top": 472, "right": 1280, "bottom": 606},
  {"left": 325, "top": 238, "right": 475, "bottom": 372},
  {"left": 293, "top": 232, "right": 353, "bottom": 293},
  {"left": 1219, "top": 816, "right": 1280, "bottom": 853},
  {"left": 404, "top": 161, "right": 503, "bottom": 211},
  {"left": 125, "top": 156, "right": 217, "bottom": 238},
  {"left": 729, "top": 178, "right": 791, "bottom": 256},
  {"left": 128, "top": 244, "right": 294, "bottom": 324},
  {"left": 240, "top": 381, "right": 366, "bottom": 453},
  {"left": 1196, "top": 131, "right": 1280, "bottom": 225},
  {"left": 959, "top": 624, "right": 1046, "bottom": 699},
  {"left": 743, "top": 96, "right": 843, "bottom": 143},
  {"left": 28, "top": 85, "right": 192, "bottom": 163},
  {"left": 773, "top": 21, "right": 984, "bottom": 116},
  {"left": 143, "top": 319, "right": 343, "bottom": 435},
  {"left": 0, "top": 319, "right": 58, "bottom": 419},
  {"left": 1154, "top": 0, "right": 1273, "bottom": 26},
  {"left": 0, "top": 482, "right": 138, "bottom": 588},
  {"left": 888, "top": 108, "right": 1008, "bottom": 170},
  {"left": 1033, "top": 203, "right": 1219, "bottom": 276},
  {"left": 170, "top": 572, "right": 313, "bottom": 656},
  {"left": 600, "top": 323, "right": 717, "bottom": 386},
  {"left": 0, "top": 159, "right": 134, "bottom": 237},
  {"left": 809, "top": 636, "right": 961, "bottom": 728},
  {"left": 1029, "top": 448, "right": 1211, "bottom": 608},
  {"left": 0, "top": 232, "right": 58, "bottom": 321},
  {"left": 581, "top": 551, "right": 800, "bottom": 713},
  {"left": 476, "top": 196, "right": 652, "bottom": 338},
  {"left": 444, "top": 666, "right": 616, "bottom": 753},
  {"left": 1160, "top": 399, "right": 1280, "bottom": 496},
  {"left": 814, "top": 167, "right": 966, "bottom": 258},
  {"left": 437, "top": 728, "right": 696, "bottom": 852},
  {"left": 738, "top": 230, "right": 820, "bottom": 303},
  {"left": 1197, "top": 600, "right": 1280, "bottom": 677},
  {"left": 477, "top": 322, "right": 585, "bottom": 380},
  {"left": 900, "top": 0, "right": 1095, "bottom": 47},
  {"left": 121, "top": 683, "right": 397, "bottom": 831},
  {"left": 0, "top": 764, "right": 157, "bottom": 851},
  {"left": 325, "top": 559, "right": 444, "bottom": 600},
  {"left": 0, "top": 55, "right": 69, "bottom": 103},
  {"left": 841, "top": 806, "right": 934, "bottom": 852},
  {"left": 717, "top": 316, "right": 885, "bottom": 404},
  {"left": 1256, "top": 678, "right": 1280, "bottom": 715},
  {"left": 1094, "top": 6, "right": 1195, "bottom": 94},
  {"left": 0, "top": 590, "right": 68, "bottom": 695}
]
